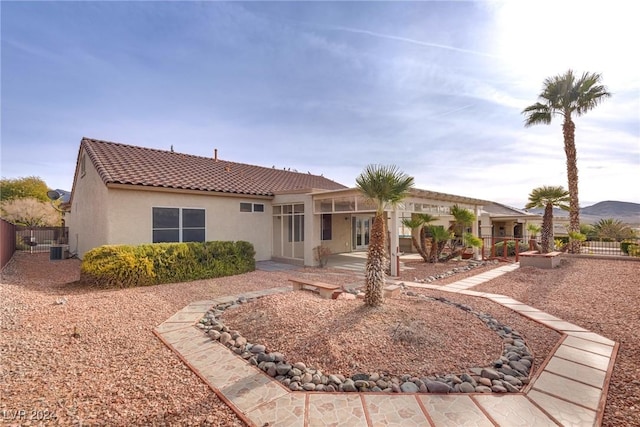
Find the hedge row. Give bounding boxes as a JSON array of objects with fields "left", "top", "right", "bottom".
[{"left": 80, "top": 241, "right": 255, "bottom": 288}]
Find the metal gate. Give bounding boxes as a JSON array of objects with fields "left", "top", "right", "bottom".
[{"left": 16, "top": 226, "right": 69, "bottom": 254}]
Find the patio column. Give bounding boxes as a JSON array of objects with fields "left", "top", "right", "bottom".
[
  {"left": 473, "top": 205, "right": 481, "bottom": 260},
  {"left": 389, "top": 208, "right": 399, "bottom": 277}
]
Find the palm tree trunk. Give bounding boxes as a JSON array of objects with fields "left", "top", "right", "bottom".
[
  {"left": 563, "top": 116, "right": 581, "bottom": 253},
  {"left": 411, "top": 235, "right": 429, "bottom": 262},
  {"left": 541, "top": 204, "right": 553, "bottom": 253},
  {"left": 365, "top": 212, "right": 386, "bottom": 307}
]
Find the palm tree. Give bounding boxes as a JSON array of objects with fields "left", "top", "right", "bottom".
[
  {"left": 401, "top": 213, "right": 438, "bottom": 262},
  {"left": 449, "top": 204, "right": 476, "bottom": 247},
  {"left": 592, "top": 218, "right": 635, "bottom": 241},
  {"left": 427, "top": 225, "right": 454, "bottom": 262},
  {"left": 525, "top": 186, "right": 570, "bottom": 253},
  {"left": 356, "top": 164, "right": 414, "bottom": 306},
  {"left": 522, "top": 70, "right": 611, "bottom": 253}
]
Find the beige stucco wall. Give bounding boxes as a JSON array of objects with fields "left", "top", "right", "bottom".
[
  {"left": 105, "top": 187, "right": 273, "bottom": 261},
  {"left": 66, "top": 151, "right": 110, "bottom": 258},
  {"left": 320, "top": 213, "right": 352, "bottom": 254}
]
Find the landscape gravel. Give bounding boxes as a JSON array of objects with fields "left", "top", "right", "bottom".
[
  {"left": 2, "top": 252, "right": 637, "bottom": 427},
  {"left": 473, "top": 256, "right": 640, "bottom": 427}
]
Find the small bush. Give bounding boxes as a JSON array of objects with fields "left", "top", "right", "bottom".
[
  {"left": 628, "top": 244, "right": 640, "bottom": 258},
  {"left": 493, "top": 240, "right": 529, "bottom": 256},
  {"left": 621, "top": 240, "right": 636, "bottom": 254},
  {"left": 81, "top": 241, "right": 255, "bottom": 288}
]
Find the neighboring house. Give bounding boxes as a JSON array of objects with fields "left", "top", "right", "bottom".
[
  {"left": 479, "top": 202, "right": 542, "bottom": 239},
  {"left": 66, "top": 138, "right": 534, "bottom": 274}
]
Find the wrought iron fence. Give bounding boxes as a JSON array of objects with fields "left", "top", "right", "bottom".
[
  {"left": 578, "top": 240, "right": 640, "bottom": 257},
  {"left": 15, "top": 226, "right": 69, "bottom": 254},
  {"left": 479, "top": 236, "right": 640, "bottom": 260},
  {"left": 481, "top": 237, "right": 529, "bottom": 262}
]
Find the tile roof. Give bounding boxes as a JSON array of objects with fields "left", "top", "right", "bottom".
[
  {"left": 482, "top": 202, "right": 540, "bottom": 217},
  {"left": 80, "top": 138, "right": 347, "bottom": 196}
]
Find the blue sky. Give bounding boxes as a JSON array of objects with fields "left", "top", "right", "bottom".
[{"left": 2, "top": 1, "right": 638, "bottom": 208}]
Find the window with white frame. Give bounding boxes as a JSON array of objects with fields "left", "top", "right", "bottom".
[
  {"left": 152, "top": 207, "right": 205, "bottom": 243},
  {"left": 240, "top": 202, "right": 265, "bottom": 212}
]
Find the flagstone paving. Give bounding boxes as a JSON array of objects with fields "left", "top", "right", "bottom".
[{"left": 154, "top": 262, "right": 618, "bottom": 426}]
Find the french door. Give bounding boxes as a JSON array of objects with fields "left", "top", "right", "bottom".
[{"left": 352, "top": 215, "right": 373, "bottom": 250}]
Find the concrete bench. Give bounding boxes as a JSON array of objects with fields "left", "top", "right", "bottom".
[
  {"left": 384, "top": 284, "right": 401, "bottom": 298},
  {"left": 520, "top": 251, "right": 562, "bottom": 257},
  {"left": 289, "top": 278, "right": 341, "bottom": 299},
  {"left": 519, "top": 251, "right": 562, "bottom": 269}
]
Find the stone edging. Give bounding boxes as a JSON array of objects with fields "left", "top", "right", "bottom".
[{"left": 198, "top": 292, "right": 534, "bottom": 394}]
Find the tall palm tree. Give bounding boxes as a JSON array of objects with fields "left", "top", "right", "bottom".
[
  {"left": 522, "top": 70, "right": 611, "bottom": 253},
  {"left": 525, "top": 186, "right": 570, "bottom": 253},
  {"left": 356, "top": 164, "right": 414, "bottom": 306}
]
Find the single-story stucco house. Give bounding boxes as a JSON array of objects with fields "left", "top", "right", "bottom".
[{"left": 65, "top": 138, "right": 541, "bottom": 275}]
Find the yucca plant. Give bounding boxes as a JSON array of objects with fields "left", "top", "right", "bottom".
[{"left": 401, "top": 213, "right": 438, "bottom": 262}]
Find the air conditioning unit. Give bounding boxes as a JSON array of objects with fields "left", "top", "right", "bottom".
[{"left": 50, "top": 245, "right": 70, "bottom": 260}]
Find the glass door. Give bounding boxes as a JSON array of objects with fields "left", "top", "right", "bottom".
[{"left": 352, "top": 216, "right": 371, "bottom": 250}]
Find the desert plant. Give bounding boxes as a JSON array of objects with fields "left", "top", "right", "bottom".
[
  {"left": 526, "top": 223, "right": 541, "bottom": 239},
  {"left": 314, "top": 245, "right": 331, "bottom": 268},
  {"left": 0, "top": 197, "right": 61, "bottom": 226},
  {"left": 356, "top": 164, "right": 414, "bottom": 307},
  {"left": 523, "top": 70, "right": 611, "bottom": 253},
  {"left": 592, "top": 218, "right": 636, "bottom": 241},
  {"left": 554, "top": 239, "right": 567, "bottom": 252},
  {"left": 628, "top": 244, "right": 640, "bottom": 257},
  {"left": 401, "top": 213, "right": 438, "bottom": 262},
  {"left": 449, "top": 204, "right": 476, "bottom": 246},
  {"left": 427, "top": 225, "right": 453, "bottom": 262},
  {"left": 525, "top": 186, "right": 570, "bottom": 253},
  {"left": 621, "top": 240, "right": 636, "bottom": 255}
]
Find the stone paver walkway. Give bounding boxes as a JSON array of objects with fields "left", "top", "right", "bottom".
[{"left": 154, "top": 263, "right": 618, "bottom": 426}]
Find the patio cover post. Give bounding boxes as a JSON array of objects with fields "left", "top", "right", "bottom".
[
  {"left": 389, "top": 209, "right": 399, "bottom": 276},
  {"left": 473, "top": 205, "right": 481, "bottom": 260}
]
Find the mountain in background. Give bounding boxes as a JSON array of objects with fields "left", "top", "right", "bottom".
[{"left": 525, "top": 201, "right": 640, "bottom": 225}]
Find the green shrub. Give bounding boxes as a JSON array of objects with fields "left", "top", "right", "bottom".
[
  {"left": 81, "top": 241, "right": 255, "bottom": 288},
  {"left": 621, "top": 240, "right": 636, "bottom": 254},
  {"left": 493, "top": 240, "right": 529, "bottom": 256},
  {"left": 628, "top": 244, "right": 640, "bottom": 258}
]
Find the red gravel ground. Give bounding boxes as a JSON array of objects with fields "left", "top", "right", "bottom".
[{"left": 473, "top": 256, "right": 640, "bottom": 427}]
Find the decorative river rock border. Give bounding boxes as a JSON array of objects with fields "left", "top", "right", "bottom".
[{"left": 197, "top": 289, "right": 534, "bottom": 394}]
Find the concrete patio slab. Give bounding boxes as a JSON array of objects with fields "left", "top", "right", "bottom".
[
  {"left": 554, "top": 345, "right": 611, "bottom": 371},
  {"left": 562, "top": 335, "right": 615, "bottom": 357},
  {"left": 544, "top": 356, "right": 607, "bottom": 389},
  {"left": 246, "top": 393, "right": 306, "bottom": 427},
  {"left": 527, "top": 389, "right": 598, "bottom": 426},
  {"left": 363, "top": 395, "right": 429, "bottom": 426},
  {"left": 306, "top": 394, "right": 368, "bottom": 427},
  {"left": 473, "top": 394, "right": 556, "bottom": 426},
  {"left": 533, "top": 371, "right": 602, "bottom": 410},
  {"left": 419, "top": 395, "right": 493, "bottom": 427}
]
